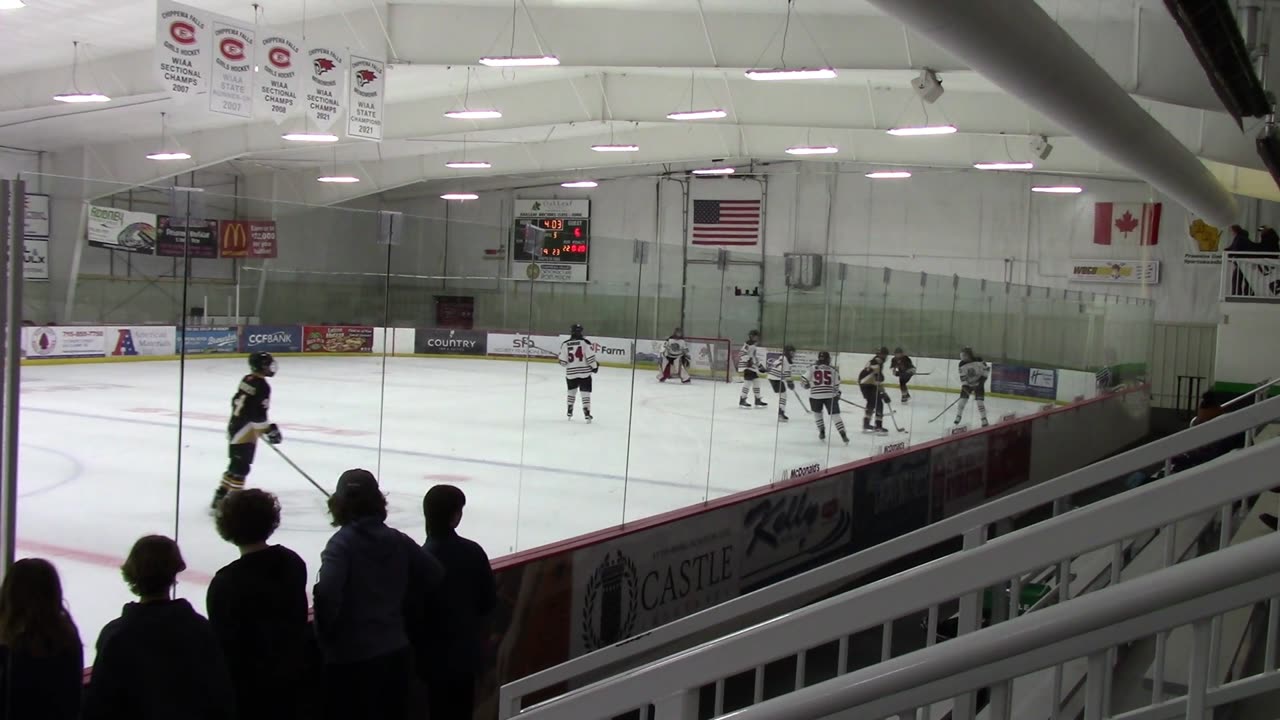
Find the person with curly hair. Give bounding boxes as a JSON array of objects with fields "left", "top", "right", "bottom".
[
  {"left": 82, "top": 535, "right": 233, "bottom": 720},
  {"left": 208, "top": 489, "right": 309, "bottom": 720},
  {"left": 0, "top": 558, "right": 83, "bottom": 720},
  {"left": 313, "top": 470, "right": 442, "bottom": 720}
]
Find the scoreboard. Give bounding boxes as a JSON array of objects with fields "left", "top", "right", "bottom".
[{"left": 511, "top": 199, "right": 590, "bottom": 282}]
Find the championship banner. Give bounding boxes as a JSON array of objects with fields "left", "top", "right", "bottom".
[
  {"left": 1068, "top": 259, "right": 1160, "bottom": 284},
  {"left": 155, "top": 0, "right": 209, "bottom": 101},
  {"left": 256, "top": 34, "right": 302, "bottom": 124},
  {"left": 305, "top": 46, "right": 345, "bottom": 131},
  {"left": 86, "top": 204, "right": 157, "bottom": 254},
  {"left": 209, "top": 20, "right": 255, "bottom": 118},
  {"left": 347, "top": 55, "right": 385, "bottom": 141},
  {"left": 218, "top": 220, "right": 277, "bottom": 258},
  {"left": 156, "top": 216, "right": 219, "bottom": 258}
]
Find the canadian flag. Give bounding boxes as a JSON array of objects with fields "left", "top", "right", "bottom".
[{"left": 1093, "top": 202, "right": 1162, "bottom": 246}]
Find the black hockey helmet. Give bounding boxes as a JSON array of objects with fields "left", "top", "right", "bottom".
[
  {"left": 249, "top": 351, "right": 277, "bottom": 377},
  {"left": 817, "top": 350, "right": 831, "bottom": 365},
  {"left": 570, "top": 323, "right": 584, "bottom": 337},
  {"left": 877, "top": 345, "right": 890, "bottom": 357},
  {"left": 893, "top": 347, "right": 904, "bottom": 355},
  {"left": 672, "top": 327, "right": 684, "bottom": 338},
  {"left": 783, "top": 344, "right": 795, "bottom": 358},
  {"left": 747, "top": 329, "right": 760, "bottom": 344},
  {"left": 960, "top": 346, "right": 974, "bottom": 360}
]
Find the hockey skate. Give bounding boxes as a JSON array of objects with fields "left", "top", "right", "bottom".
[
  {"left": 739, "top": 398, "right": 751, "bottom": 408},
  {"left": 862, "top": 418, "right": 874, "bottom": 434},
  {"left": 818, "top": 429, "right": 826, "bottom": 441},
  {"left": 681, "top": 379, "right": 691, "bottom": 384},
  {"left": 901, "top": 393, "right": 910, "bottom": 404},
  {"left": 567, "top": 408, "right": 574, "bottom": 420},
  {"left": 840, "top": 430, "right": 849, "bottom": 444},
  {"left": 874, "top": 423, "right": 889, "bottom": 435},
  {"left": 953, "top": 415, "right": 962, "bottom": 425},
  {"left": 584, "top": 410, "right": 594, "bottom": 423},
  {"left": 754, "top": 398, "right": 768, "bottom": 408},
  {"left": 210, "top": 487, "right": 228, "bottom": 512},
  {"left": 980, "top": 418, "right": 989, "bottom": 428},
  {"left": 778, "top": 410, "right": 789, "bottom": 421}
]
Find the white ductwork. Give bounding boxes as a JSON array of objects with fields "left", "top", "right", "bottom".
[{"left": 865, "top": 0, "right": 1239, "bottom": 227}]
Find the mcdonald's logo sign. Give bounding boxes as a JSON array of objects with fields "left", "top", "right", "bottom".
[{"left": 218, "top": 220, "right": 277, "bottom": 259}]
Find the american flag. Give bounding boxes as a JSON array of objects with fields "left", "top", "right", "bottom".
[{"left": 691, "top": 199, "right": 761, "bottom": 246}]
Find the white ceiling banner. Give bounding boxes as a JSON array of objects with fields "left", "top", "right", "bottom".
[
  {"left": 155, "top": 0, "right": 210, "bottom": 101},
  {"left": 256, "top": 33, "right": 302, "bottom": 124},
  {"left": 305, "top": 46, "right": 346, "bottom": 131},
  {"left": 346, "top": 55, "right": 385, "bottom": 141},
  {"left": 209, "top": 21, "right": 255, "bottom": 118}
]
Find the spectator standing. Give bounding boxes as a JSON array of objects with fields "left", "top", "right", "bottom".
[
  {"left": 414, "top": 485, "right": 497, "bottom": 720},
  {"left": 82, "top": 535, "right": 234, "bottom": 720},
  {"left": 0, "top": 558, "right": 83, "bottom": 720},
  {"left": 313, "top": 470, "right": 442, "bottom": 720},
  {"left": 1259, "top": 226, "right": 1280, "bottom": 255},
  {"left": 208, "top": 490, "right": 309, "bottom": 720},
  {"left": 1226, "top": 225, "right": 1256, "bottom": 296}
]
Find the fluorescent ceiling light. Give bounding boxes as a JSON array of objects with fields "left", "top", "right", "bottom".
[
  {"left": 479, "top": 55, "right": 559, "bottom": 67},
  {"left": 591, "top": 144, "right": 639, "bottom": 152},
  {"left": 666, "top": 109, "right": 727, "bottom": 121},
  {"left": 887, "top": 125, "right": 957, "bottom": 137},
  {"left": 692, "top": 167, "right": 736, "bottom": 175},
  {"left": 441, "top": 193, "right": 480, "bottom": 201},
  {"left": 561, "top": 181, "right": 598, "bottom": 188},
  {"left": 282, "top": 132, "right": 339, "bottom": 143},
  {"left": 1032, "top": 185, "right": 1083, "bottom": 194},
  {"left": 745, "top": 68, "right": 837, "bottom": 81},
  {"left": 316, "top": 175, "right": 361, "bottom": 183},
  {"left": 443, "top": 109, "right": 502, "bottom": 120},
  {"left": 974, "top": 161, "right": 1034, "bottom": 170},
  {"left": 445, "top": 161, "right": 493, "bottom": 169},
  {"left": 866, "top": 171, "right": 912, "bottom": 179},
  {"left": 146, "top": 151, "right": 193, "bottom": 161},
  {"left": 0, "top": 0, "right": 27, "bottom": 9},
  {"left": 53, "top": 92, "right": 110, "bottom": 103},
  {"left": 785, "top": 145, "right": 838, "bottom": 155}
]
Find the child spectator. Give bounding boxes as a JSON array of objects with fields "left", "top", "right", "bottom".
[
  {"left": 0, "top": 558, "right": 83, "bottom": 720},
  {"left": 81, "top": 535, "right": 234, "bottom": 720},
  {"left": 208, "top": 489, "right": 310, "bottom": 720}
]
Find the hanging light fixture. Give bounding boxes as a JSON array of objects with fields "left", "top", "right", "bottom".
[
  {"left": 887, "top": 125, "right": 957, "bottom": 137},
  {"left": 692, "top": 167, "right": 736, "bottom": 175},
  {"left": 444, "top": 67, "right": 502, "bottom": 120},
  {"left": 785, "top": 145, "right": 838, "bottom": 155},
  {"left": 1031, "top": 185, "right": 1083, "bottom": 193},
  {"left": 441, "top": 193, "right": 480, "bottom": 200},
  {"left": 0, "top": 0, "right": 28, "bottom": 9},
  {"left": 561, "top": 181, "right": 598, "bottom": 188},
  {"left": 667, "top": 72, "right": 727, "bottom": 121},
  {"left": 974, "top": 161, "right": 1034, "bottom": 171},
  {"left": 282, "top": 132, "right": 339, "bottom": 142},
  {"left": 745, "top": 1, "right": 837, "bottom": 81},
  {"left": 146, "top": 112, "right": 192, "bottom": 161},
  {"left": 865, "top": 171, "right": 912, "bottom": 179},
  {"left": 479, "top": 0, "right": 559, "bottom": 67},
  {"left": 53, "top": 41, "right": 111, "bottom": 103},
  {"left": 445, "top": 135, "right": 492, "bottom": 169},
  {"left": 591, "top": 115, "right": 639, "bottom": 152},
  {"left": 316, "top": 145, "right": 360, "bottom": 183}
]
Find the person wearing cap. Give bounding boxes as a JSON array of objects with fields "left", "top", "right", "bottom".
[{"left": 313, "top": 470, "right": 442, "bottom": 720}]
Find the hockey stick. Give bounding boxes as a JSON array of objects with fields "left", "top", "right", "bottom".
[
  {"left": 930, "top": 396, "right": 962, "bottom": 423},
  {"left": 264, "top": 442, "right": 331, "bottom": 498},
  {"left": 790, "top": 385, "right": 811, "bottom": 414}
]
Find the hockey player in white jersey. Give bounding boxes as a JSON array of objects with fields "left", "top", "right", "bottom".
[
  {"left": 657, "top": 327, "right": 692, "bottom": 383},
  {"left": 560, "top": 324, "right": 599, "bottom": 421},
  {"left": 737, "top": 330, "right": 767, "bottom": 409},
  {"left": 803, "top": 351, "right": 849, "bottom": 443},
  {"left": 955, "top": 346, "right": 990, "bottom": 427},
  {"left": 767, "top": 345, "right": 797, "bottom": 421}
]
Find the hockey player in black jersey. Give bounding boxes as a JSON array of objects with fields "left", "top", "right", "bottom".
[
  {"left": 858, "top": 347, "right": 890, "bottom": 435},
  {"left": 891, "top": 347, "right": 916, "bottom": 403},
  {"left": 212, "top": 351, "right": 282, "bottom": 509},
  {"left": 737, "top": 330, "right": 767, "bottom": 409},
  {"left": 560, "top": 324, "right": 599, "bottom": 421},
  {"left": 956, "top": 346, "right": 991, "bottom": 427}
]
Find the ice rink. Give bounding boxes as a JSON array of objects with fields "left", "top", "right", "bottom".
[{"left": 16, "top": 355, "right": 1046, "bottom": 659}]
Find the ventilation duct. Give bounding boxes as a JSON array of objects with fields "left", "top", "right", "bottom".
[
  {"left": 865, "top": 0, "right": 1239, "bottom": 227},
  {"left": 1163, "top": 0, "right": 1271, "bottom": 127}
]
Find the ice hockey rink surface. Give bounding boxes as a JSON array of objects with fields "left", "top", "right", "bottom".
[{"left": 16, "top": 356, "right": 1046, "bottom": 659}]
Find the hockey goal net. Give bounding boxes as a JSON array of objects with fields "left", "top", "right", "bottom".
[{"left": 682, "top": 336, "right": 733, "bottom": 383}]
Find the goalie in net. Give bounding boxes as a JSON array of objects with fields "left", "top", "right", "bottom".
[{"left": 656, "top": 329, "right": 732, "bottom": 383}]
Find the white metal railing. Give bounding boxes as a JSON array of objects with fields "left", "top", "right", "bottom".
[
  {"left": 1219, "top": 377, "right": 1279, "bottom": 410},
  {"left": 499, "top": 394, "right": 1280, "bottom": 718},
  {"left": 1221, "top": 251, "right": 1280, "bottom": 301},
  {"left": 508, "top": 433, "right": 1280, "bottom": 719}
]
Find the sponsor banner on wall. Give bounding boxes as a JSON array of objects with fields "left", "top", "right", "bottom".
[
  {"left": 178, "top": 326, "right": 239, "bottom": 354},
  {"left": 156, "top": 216, "right": 219, "bottom": 258},
  {"left": 985, "top": 422, "right": 1033, "bottom": 498},
  {"left": 24, "top": 240, "right": 48, "bottom": 281},
  {"left": 991, "top": 364, "right": 1058, "bottom": 401},
  {"left": 1068, "top": 259, "right": 1160, "bottom": 284},
  {"left": 242, "top": 324, "right": 302, "bottom": 353},
  {"left": 23, "top": 193, "right": 50, "bottom": 238},
  {"left": 513, "top": 199, "right": 591, "bottom": 218},
  {"left": 87, "top": 204, "right": 158, "bottom": 254},
  {"left": 513, "top": 262, "right": 588, "bottom": 283},
  {"left": 851, "top": 448, "right": 931, "bottom": 551},
  {"left": 486, "top": 332, "right": 560, "bottom": 359},
  {"left": 305, "top": 46, "right": 345, "bottom": 131},
  {"left": 560, "top": 335, "right": 632, "bottom": 365},
  {"left": 25, "top": 326, "right": 106, "bottom": 359},
  {"left": 302, "top": 325, "right": 373, "bottom": 353},
  {"left": 738, "top": 473, "right": 854, "bottom": 592},
  {"left": 209, "top": 21, "right": 255, "bottom": 118},
  {"left": 1186, "top": 217, "right": 1225, "bottom": 265},
  {"left": 111, "top": 327, "right": 178, "bottom": 356},
  {"left": 929, "top": 434, "right": 989, "bottom": 521},
  {"left": 256, "top": 34, "right": 302, "bottom": 123},
  {"left": 218, "top": 220, "right": 277, "bottom": 258},
  {"left": 570, "top": 511, "right": 738, "bottom": 656},
  {"left": 155, "top": 0, "right": 209, "bottom": 100},
  {"left": 346, "top": 55, "right": 385, "bottom": 141},
  {"left": 414, "top": 328, "right": 487, "bottom": 355}
]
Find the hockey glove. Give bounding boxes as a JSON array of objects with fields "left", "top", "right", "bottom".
[
  {"left": 264, "top": 424, "right": 283, "bottom": 444},
  {"left": 592, "top": 366, "right": 599, "bottom": 373},
  {"left": 786, "top": 380, "right": 795, "bottom": 391}
]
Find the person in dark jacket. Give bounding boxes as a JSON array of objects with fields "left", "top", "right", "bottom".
[
  {"left": 208, "top": 489, "right": 309, "bottom": 720},
  {"left": 314, "top": 469, "right": 442, "bottom": 720},
  {"left": 81, "top": 535, "right": 234, "bottom": 720},
  {"left": 1259, "top": 226, "right": 1280, "bottom": 255},
  {"left": 1226, "top": 225, "right": 1256, "bottom": 295},
  {"left": 414, "top": 485, "right": 497, "bottom": 720},
  {"left": 0, "top": 558, "right": 83, "bottom": 720}
]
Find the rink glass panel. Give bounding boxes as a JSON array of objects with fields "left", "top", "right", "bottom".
[{"left": 13, "top": 171, "right": 1154, "bottom": 665}]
